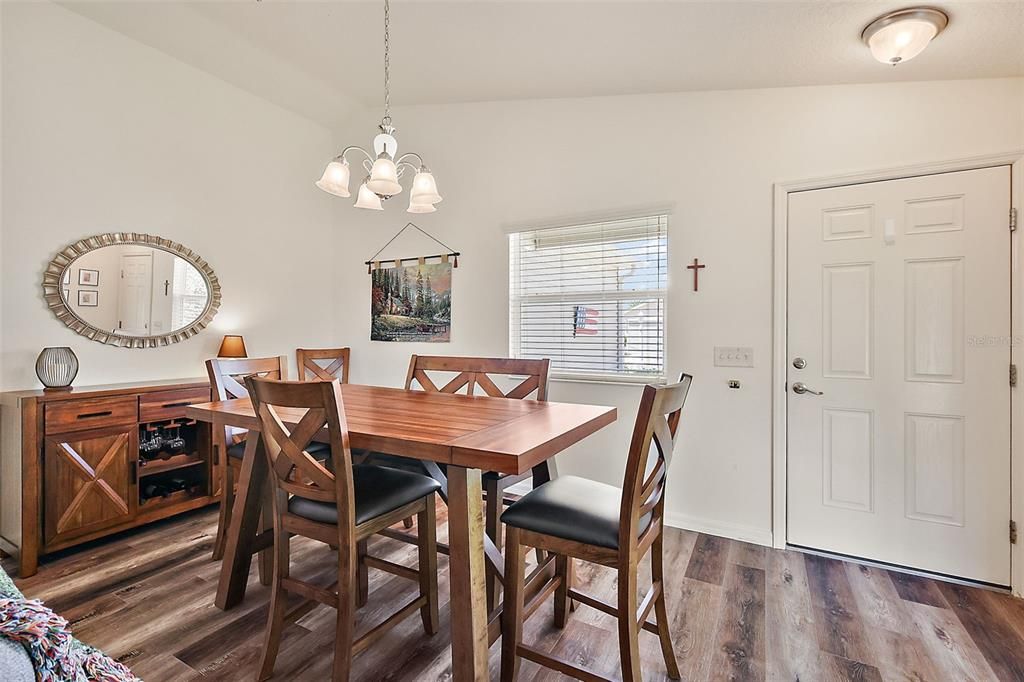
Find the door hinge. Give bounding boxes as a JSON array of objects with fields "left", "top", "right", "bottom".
[
  {"left": 1011, "top": 364, "right": 1018, "bottom": 387},
  {"left": 1011, "top": 520, "right": 1018, "bottom": 545},
  {"left": 1011, "top": 208, "right": 1018, "bottom": 232}
]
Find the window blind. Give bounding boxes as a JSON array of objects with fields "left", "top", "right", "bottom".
[{"left": 509, "top": 214, "right": 668, "bottom": 382}]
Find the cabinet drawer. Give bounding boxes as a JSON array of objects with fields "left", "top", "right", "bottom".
[
  {"left": 45, "top": 396, "right": 138, "bottom": 434},
  {"left": 139, "top": 387, "right": 210, "bottom": 423}
]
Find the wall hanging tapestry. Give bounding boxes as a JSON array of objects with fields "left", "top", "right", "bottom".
[{"left": 366, "top": 223, "right": 459, "bottom": 343}]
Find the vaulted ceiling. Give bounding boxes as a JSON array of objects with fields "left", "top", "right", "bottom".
[{"left": 63, "top": 1, "right": 1024, "bottom": 127}]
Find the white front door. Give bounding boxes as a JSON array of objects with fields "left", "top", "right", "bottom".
[
  {"left": 117, "top": 253, "right": 153, "bottom": 335},
  {"left": 787, "top": 166, "right": 1012, "bottom": 586}
]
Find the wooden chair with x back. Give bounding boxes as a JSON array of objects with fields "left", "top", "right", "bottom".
[
  {"left": 499, "top": 374, "right": 693, "bottom": 681},
  {"left": 296, "top": 347, "right": 351, "bottom": 384},
  {"left": 245, "top": 376, "right": 441, "bottom": 681},
  {"left": 394, "top": 355, "right": 552, "bottom": 610},
  {"left": 206, "top": 355, "right": 325, "bottom": 561}
]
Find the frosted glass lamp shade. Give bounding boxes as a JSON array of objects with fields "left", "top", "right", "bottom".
[
  {"left": 366, "top": 155, "right": 402, "bottom": 196},
  {"left": 35, "top": 346, "right": 79, "bottom": 391},
  {"left": 315, "top": 160, "right": 351, "bottom": 197},
  {"left": 407, "top": 197, "right": 437, "bottom": 214},
  {"left": 410, "top": 171, "right": 442, "bottom": 204},
  {"left": 862, "top": 8, "right": 947, "bottom": 65},
  {"left": 354, "top": 183, "right": 384, "bottom": 210}
]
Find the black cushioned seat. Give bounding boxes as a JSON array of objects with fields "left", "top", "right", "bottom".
[
  {"left": 500, "top": 475, "right": 651, "bottom": 550},
  {"left": 288, "top": 464, "right": 441, "bottom": 526},
  {"left": 228, "top": 440, "right": 330, "bottom": 460}
]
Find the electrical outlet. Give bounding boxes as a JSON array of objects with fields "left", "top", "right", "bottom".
[{"left": 714, "top": 346, "right": 754, "bottom": 368}]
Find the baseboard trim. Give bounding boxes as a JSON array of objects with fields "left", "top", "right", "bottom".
[{"left": 664, "top": 512, "right": 773, "bottom": 547}]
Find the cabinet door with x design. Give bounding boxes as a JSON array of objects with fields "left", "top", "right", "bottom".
[{"left": 43, "top": 424, "right": 139, "bottom": 547}]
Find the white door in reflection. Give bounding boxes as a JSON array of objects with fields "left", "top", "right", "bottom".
[{"left": 117, "top": 253, "right": 153, "bottom": 335}]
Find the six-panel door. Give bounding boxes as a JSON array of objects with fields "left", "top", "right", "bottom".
[
  {"left": 787, "top": 165, "right": 1012, "bottom": 586},
  {"left": 43, "top": 423, "right": 139, "bottom": 547}
]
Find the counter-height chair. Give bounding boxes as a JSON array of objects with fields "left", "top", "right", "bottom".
[
  {"left": 245, "top": 376, "right": 440, "bottom": 682},
  {"left": 373, "top": 355, "right": 551, "bottom": 610},
  {"left": 297, "top": 347, "right": 351, "bottom": 383},
  {"left": 206, "top": 356, "right": 330, "bottom": 561},
  {"left": 499, "top": 374, "right": 692, "bottom": 682}
]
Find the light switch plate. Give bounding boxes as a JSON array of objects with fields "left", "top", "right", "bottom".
[{"left": 714, "top": 346, "right": 754, "bottom": 368}]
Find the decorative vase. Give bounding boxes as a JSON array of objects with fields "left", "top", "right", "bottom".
[{"left": 35, "top": 347, "right": 79, "bottom": 391}]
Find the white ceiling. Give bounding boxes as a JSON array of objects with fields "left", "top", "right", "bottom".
[{"left": 63, "top": 1, "right": 1024, "bottom": 127}]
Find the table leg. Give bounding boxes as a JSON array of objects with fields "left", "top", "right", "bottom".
[
  {"left": 215, "top": 433, "right": 268, "bottom": 610},
  {"left": 446, "top": 466, "right": 490, "bottom": 681}
]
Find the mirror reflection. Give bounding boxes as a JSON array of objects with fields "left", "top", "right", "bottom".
[{"left": 60, "top": 244, "right": 212, "bottom": 337}]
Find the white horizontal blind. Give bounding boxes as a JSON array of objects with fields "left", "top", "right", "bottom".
[{"left": 509, "top": 215, "right": 667, "bottom": 381}]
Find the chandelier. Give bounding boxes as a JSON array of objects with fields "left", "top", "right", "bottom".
[{"left": 315, "top": 0, "right": 442, "bottom": 213}]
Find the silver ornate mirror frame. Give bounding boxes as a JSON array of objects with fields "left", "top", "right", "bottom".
[{"left": 42, "top": 233, "right": 222, "bottom": 348}]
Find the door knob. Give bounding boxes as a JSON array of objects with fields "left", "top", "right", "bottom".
[{"left": 792, "top": 382, "right": 823, "bottom": 396}]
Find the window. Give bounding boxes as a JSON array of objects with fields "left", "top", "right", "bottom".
[
  {"left": 170, "top": 257, "right": 208, "bottom": 330},
  {"left": 509, "top": 214, "right": 667, "bottom": 382}
]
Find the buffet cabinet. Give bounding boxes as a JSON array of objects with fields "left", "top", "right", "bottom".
[{"left": 1, "top": 379, "right": 217, "bottom": 577}]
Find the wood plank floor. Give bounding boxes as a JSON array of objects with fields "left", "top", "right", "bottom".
[{"left": 6, "top": 506, "right": 1024, "bottom": 681}]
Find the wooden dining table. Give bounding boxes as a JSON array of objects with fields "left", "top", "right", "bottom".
[{"left": 186, "top": 383, "right": 615, "bottom": 680}]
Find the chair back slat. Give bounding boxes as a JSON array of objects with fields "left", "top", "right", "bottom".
[
  {"left": 405, "top": 355, "right": 549, "bottom": 402},
  {"left": 206, "top": 356, "right": 288, "bottom": 449},
  {"left": 619, "top": 374, "right": 692, "bottom": 547},
  {"left": 297, "top": 348, "right": 351, "bottom": 383},
  {"left": 246, "top": 377, "right": 356, "bottom": 527}
]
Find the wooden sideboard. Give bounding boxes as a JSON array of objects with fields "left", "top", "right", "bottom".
[{"left": 1, "top": 378, "right": 218, "bottom": 577}]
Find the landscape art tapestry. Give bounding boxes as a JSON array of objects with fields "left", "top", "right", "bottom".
[{"left": 371, "top": 262, "right": 452, "bottom": 342}]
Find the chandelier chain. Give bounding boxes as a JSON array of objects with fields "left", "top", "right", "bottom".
[{"left": 383, "top": 0, "right": 391, "bottom": 127}]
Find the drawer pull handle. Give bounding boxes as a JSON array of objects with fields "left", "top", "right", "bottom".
[
  {"left": 77, "top": 410, "right": 113, "bottom": 420},
  {"left": 161, "top": 401, "right": 193, "bottom": 409}
]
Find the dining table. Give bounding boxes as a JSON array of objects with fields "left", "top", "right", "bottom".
[{"left": 186, "top": 382, "right": 616, "bottom": 681}]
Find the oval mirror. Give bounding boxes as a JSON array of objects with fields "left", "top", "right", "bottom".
[{"left": 42, "top": 234, "right": 221, "bottom": 348}]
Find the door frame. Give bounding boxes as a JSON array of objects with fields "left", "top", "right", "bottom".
[{"left": 771, "top": 150, "right": 1024, "bottom": 593}]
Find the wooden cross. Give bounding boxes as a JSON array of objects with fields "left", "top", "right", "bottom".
[{"left": 686, "top": 258, "right": 706, "bottom": 292}]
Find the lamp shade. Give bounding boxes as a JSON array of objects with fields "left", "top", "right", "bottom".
[
  {"left": 354, "top": 183, "right": 384, "bottom": 210},
  {"left": 35, "top": 347, "right": 79, "bottom": 391},
  {"left": 217, "top": 335, "right": 247, "bottom": 358},
  {"left": 862, "top": 8, "right": 947, "bottom": 65},
  {"left": 366, "top": 155, "right": 402, "bottom": 196},
  {"left": 407, "top": 198, "right": 437, "bottom": 214},
  {"left": 315, "top": 160, "right": 351, "bottom": 197},
  {"left": 410, "top": 170, "right": 442, "bottom": 204}
]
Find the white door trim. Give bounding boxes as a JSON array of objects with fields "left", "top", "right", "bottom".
[{"left": 771, "top": 150, "right": 1024, "bottom": 593}]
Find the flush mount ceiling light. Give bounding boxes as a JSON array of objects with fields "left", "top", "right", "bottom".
[
  {"left": 862, "top": 7, "right": 949, "bottom": 65},
  {"left": 315, "top": 0, "right": 442, "bottom": 213}
]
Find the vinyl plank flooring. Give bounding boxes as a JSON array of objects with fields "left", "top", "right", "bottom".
[
  {"left": 685, "top": 533, "right": 730, "bottom": 585},
  {"left": 938, "top": 581, "right": 1024, "bottom": 681},
  {"left": 6, "top": 508, "right": 1024, "bottom": 682},
  {"left": 709, "top": 564, "right": 766, "bottom": 681},
  {"left": 804, "top": 554, "right": 874, "bottom": 664}
]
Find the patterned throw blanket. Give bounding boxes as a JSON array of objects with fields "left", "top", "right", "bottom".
[{"left": 0, "top": 568, "right": 139, "bottom": 681}]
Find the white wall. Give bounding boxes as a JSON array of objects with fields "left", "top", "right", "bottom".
[
  {"left": 334, "top": 78, "right": 1024, "bottom": 544},
  {"left": 1, "top": 1, "right": 340, "bottom": 389}
]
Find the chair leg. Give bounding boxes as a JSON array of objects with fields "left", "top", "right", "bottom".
[
  {"left": 402, "top": 517, "right": 414, "bottom": 529},
  {"left": 257, "top": 523, "right": 289, "bottom": 681},
  {"left": 332, "top": 538, "right": 358, "bottom": 682},
  {"left": 484, "top": 477, "right": 503, "bottom": 612},
  {"left": 617, "top": 560, "right": 643, "bottom": 682},
  {"left": 212, "top": 454, "right": 233, "bottom": 561},
  {"left": 554, "top": 554, "right": 572, "bottom": 628},
  {"left": 356, "top": 540, "right": 369, "bottom": 608},
  {"left": 652, "top": 531, "right": 681, "bottom": 679},
  {"left": 500, "top": 526, "right": 525, "bottom": 682},
  {"left": 417, "top": 495, "right": 440, "bottom": 635}
]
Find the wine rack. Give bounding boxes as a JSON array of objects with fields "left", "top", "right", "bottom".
[{"left": 138, "top": 416, "right": 208, "bottom": 509}]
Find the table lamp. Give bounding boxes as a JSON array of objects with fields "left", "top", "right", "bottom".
[{"left": 217, "top": 335, "right": 247, "bottom": 358}]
